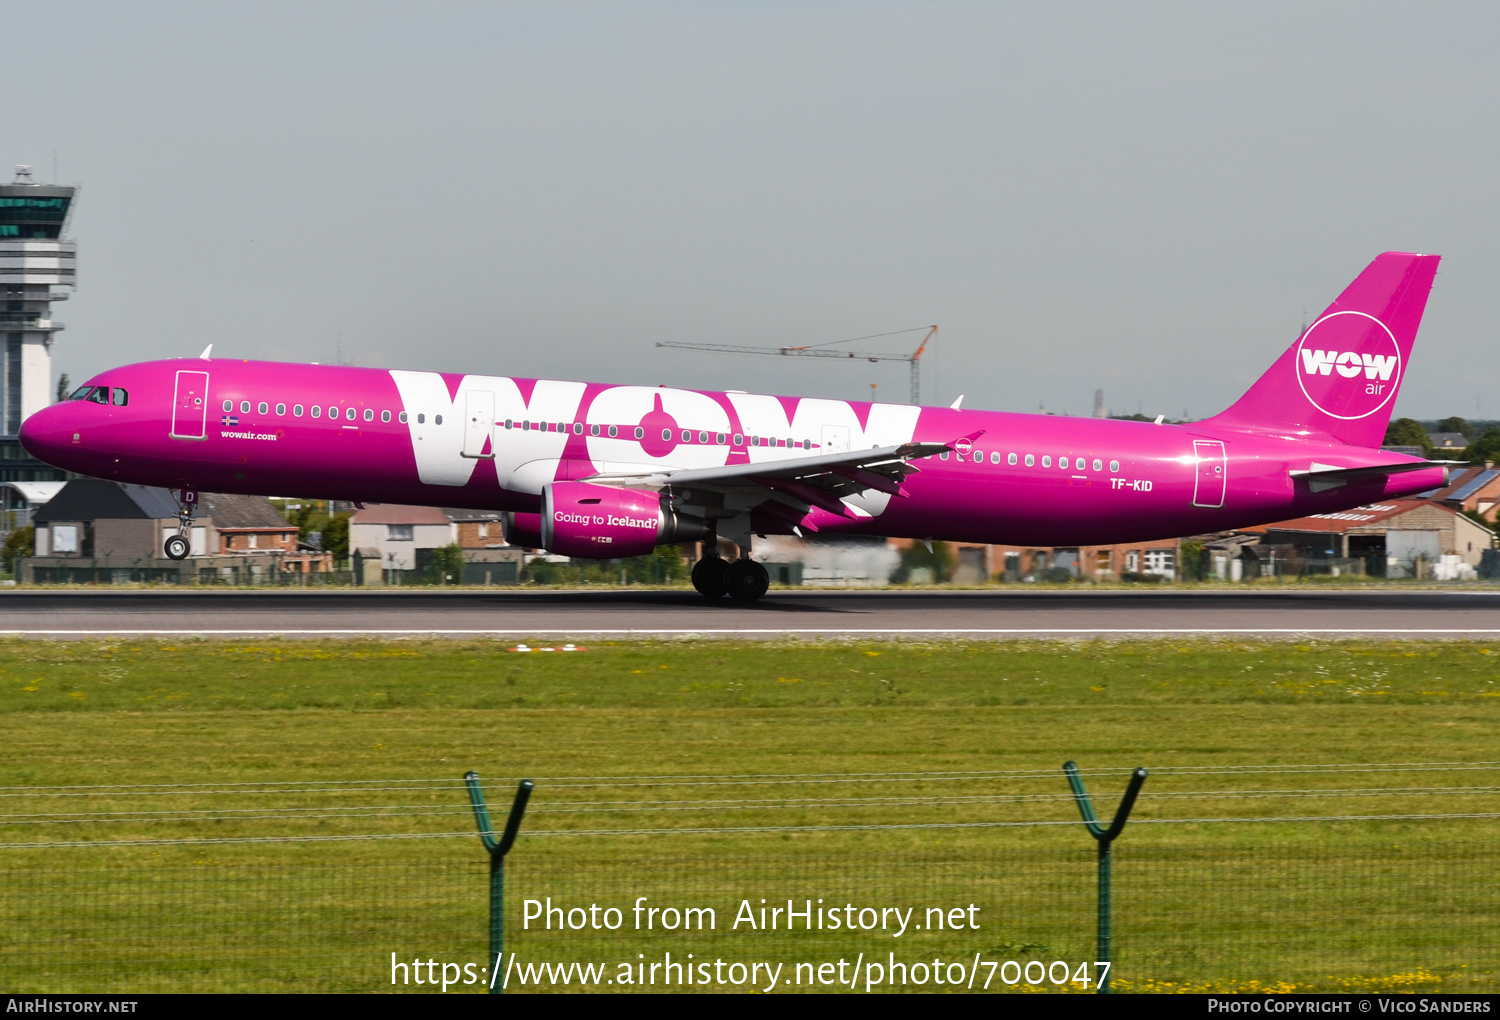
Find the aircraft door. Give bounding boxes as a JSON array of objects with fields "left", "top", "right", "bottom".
[
  {"left": 170, "top": 370, "right": 209, "bottom": 440},
  {"left": 1192, "top": 440, "right": 1227, "bottom": 508},
  {"left": 820, "top": 425, "right": 850, "bottom": 454},
  {"left": 463, "top": 390, "right": 496, "bottom": 459}
]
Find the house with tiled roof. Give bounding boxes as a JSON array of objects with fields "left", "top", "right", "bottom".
[
  {"left": 196, "top": 493, "right": 299, "bottom": 555},
  {"left": 1432, "top": 464, "right": 1500, "bottom": 523},
  {"left": 348, "top": 504, "right": 455, "bottom": 575},
  {"left": 22, "top": 480, "right": 322, "bottom": 584},
  {"left": 1238, "top": 496, "right": 1494, "bottom": 579}
]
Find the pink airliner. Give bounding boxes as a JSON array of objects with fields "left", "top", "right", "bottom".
[{"left": 19, "top": 252, "right": 1450, "bottom": 601}]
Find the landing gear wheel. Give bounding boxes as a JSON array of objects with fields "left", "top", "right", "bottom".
[
  {"left": 164, "top": 534, "right": 190, "bottom": 561},
  {"left": 691, "top": 557, "right": 729, "bottom": 598},
  {"left": 725, "top": 559, "right": 770, "bottom": 603}
]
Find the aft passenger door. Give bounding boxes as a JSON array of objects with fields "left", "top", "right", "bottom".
[
  {"left": 170, "top": 370, "right": 209, "bottom": 440},
  {"left": 1192, "top": 440, "right": 1227, "bottom": 508},
  {"left": 463, "top": 390, "right": 496, "bottom": 459}
]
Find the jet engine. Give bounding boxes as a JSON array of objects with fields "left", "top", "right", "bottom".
[
  {"left": 540, "top": 481, "right": 707, "bottom": 558},
  {"left": 499, "top": 511, "right": 544, "bottom": 550}
]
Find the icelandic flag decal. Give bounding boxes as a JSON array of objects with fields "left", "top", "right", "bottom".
[{"left": 221, "top": 415, "right": 238, "bottom": 426}]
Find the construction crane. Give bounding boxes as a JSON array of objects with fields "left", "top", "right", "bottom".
[{"left": 656, "top": 325, "right": 937, "bottom": 405}]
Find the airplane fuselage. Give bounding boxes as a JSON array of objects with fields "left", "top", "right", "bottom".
[{"left": 20, "top": 358, "right": 1444, "bottom": 548}]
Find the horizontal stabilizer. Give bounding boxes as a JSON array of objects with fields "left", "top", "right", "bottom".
[{"left": 1289, "top": 460, "right": 1456, "bottom": 493}]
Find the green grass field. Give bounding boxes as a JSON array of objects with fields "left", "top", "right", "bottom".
[{"left": 1, "top": 637, "right": 1497, "bottom": 993}]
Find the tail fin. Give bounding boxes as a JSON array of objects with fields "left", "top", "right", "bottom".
[{"left": 1206, "top": 252, "right": 1440, "bottom": 448}]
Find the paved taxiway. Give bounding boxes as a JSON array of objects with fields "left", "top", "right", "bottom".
[{"left": 0, "top": 588, "right": 1498, "bottom": 638}]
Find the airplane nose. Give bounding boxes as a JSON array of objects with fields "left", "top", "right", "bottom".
[{"left": 19, "top": 404, "right": 80, "bottom": 467}]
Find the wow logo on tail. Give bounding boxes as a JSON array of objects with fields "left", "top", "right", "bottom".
[{"left": 1294, "top": 311, "right": 1402, "bottom": 421}]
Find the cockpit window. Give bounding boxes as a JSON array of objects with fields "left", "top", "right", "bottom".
[{"left": 67, "top": 385, "right": 126, "bottom": 405}]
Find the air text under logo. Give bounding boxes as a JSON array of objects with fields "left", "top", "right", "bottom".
[{"left": 1293, "top": 311, "right": 1401, "bottom": 421}]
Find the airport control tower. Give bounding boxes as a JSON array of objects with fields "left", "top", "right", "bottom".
[{"left": 0, "top": 165, "right": 74, "bottom": 483}]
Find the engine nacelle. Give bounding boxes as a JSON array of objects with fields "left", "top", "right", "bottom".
[
  {"left": 541, "top": 482, "right": 707, "bottom": 558},
  {"left": 499, "top": 512, "right": 543, "bottom": 550}
]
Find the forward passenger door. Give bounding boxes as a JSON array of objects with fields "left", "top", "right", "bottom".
[{"left": 170, "top": 371, "right": 209, "bottom": 440}]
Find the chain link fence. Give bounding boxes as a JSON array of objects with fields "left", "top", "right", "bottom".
[{"left": 0, "top": 766, "right": 1496, "bottom": 994}]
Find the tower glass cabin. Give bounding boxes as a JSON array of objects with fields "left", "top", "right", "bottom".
[{"left": 0, "top": 166, "right": 74, "bottom": 483}]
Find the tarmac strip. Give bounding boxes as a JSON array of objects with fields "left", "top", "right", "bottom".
[{"left": 5, "top": 627, "right": 1500, "bottom": 638}]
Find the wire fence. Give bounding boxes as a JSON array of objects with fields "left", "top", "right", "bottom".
[{"left": 0, "top": 762, "right": 1496, "bottom": 993}]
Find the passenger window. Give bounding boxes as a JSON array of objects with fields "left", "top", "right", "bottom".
[
  {"left": 1042, "top": 456, "right": 1052, "bottom": 468},
  {"left": 573, "top": 422, "right": 583, "bottom": 435},
  {"left": 112, "top": 389, "right": 128, "bottom": 407},
  {"left": 682, "top": 430, "right": 692, "bottom": 442},
  {"left": 503, "top": 418, "right": 512, "bottom": 429},
  {"left": 990, "top": 451, "right": 1000, "bottom": 465},
  {"left": 418, "top": 414, "right": 426, "bottom": 424},
  {"left": 1110, "top": 460, "right": 1120, "bottom": 473},
  {"left": 381, "top": 410, "right": 391, "bottom": 423},
  {"left": 1007, "top": 452, "right": 1017, "bottom": 466},
  {"left": 973, "top": 451, "right": 982, "bottom": 464},
  {"left": 311, "top": 406, "right": 321, "bottom": 419},
  {"left": 699, "top": 431, "right": 709, "bottom": 444},
  {"left": 1025, "top": 454, "right": 1034, "bottom": 467},
  {"left": 635, "top": 427, "right": 645, "bottom": 440},
  {"left": 346, "top": 407, "right": 357, "bottom": 421},
  {"left": 733, "top": 433, "right": 743, "bottom": 446},
  {"left": 716, "top": 433, "right": 726, "bottom": 445},
  {"left": 258, "top": 402, "right": 269, "bottom": 415},
  {"left": 1092, "top": 459, "right": 1102, "bottom": 472},
  {"left": 590, "top": 424, "right": 601, "bottom": 437},
  {"left": 222, "top": 399, "right": 233, "bottom": 412},
  {"left": 608, "top": 425, "right": 618, "bottom": 438},
  {"left": 940, "top": 451, "right": 950, "bottom": 461},
  {"left": 240, "top": 401, "right": 250, "bottom": 414},
  {"left": 435, "top": 415, "right": 443, "bottom": 425},
  {"left": 293, "top": 404, "right": 303, "bottom": 417},
  {"left": 275, "top": 403, "right": 286, "bottom": 416},
  {"left": 1059, "top": 457, "right": 1069, "bottom": 469},
  {"left": 399, "top": 412, "right": 408, "bottom": 424},
  {"left": 663, "top": 429, "right": 673, "bottom": 441},
  {"left": 364, "top": 408, "right": 374, "bottom": 422}
]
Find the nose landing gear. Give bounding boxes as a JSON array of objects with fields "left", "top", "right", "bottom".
[{"left": 164, "top": 489, "right": 198, "bottom": 561}]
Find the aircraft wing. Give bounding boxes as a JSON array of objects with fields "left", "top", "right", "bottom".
[{"left": 585, "top": 441, "right": 952, "bottom": 527}]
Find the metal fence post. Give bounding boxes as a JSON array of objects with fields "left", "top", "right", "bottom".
[
  {"left": 465, "top": 771, "right": 534, "bottom": 995},
  {"left": 1063, "top": 761, "right": 1147, "bottom": 994}
]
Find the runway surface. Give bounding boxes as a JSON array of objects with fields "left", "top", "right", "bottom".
[{"left": 0, "top": 588, "right": 1499, "bottom": 638}]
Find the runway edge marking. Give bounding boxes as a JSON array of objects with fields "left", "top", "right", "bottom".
[{"left": 5, "top": 628, "right": 1500, "bottom": 636}]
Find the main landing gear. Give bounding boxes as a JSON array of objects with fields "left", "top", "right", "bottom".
[
  {"left": 692, "top": 552, "right": 770, "bottom": 603},
  {"left": 164, "top": 489, "right": 198, "bottom": 561}
]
